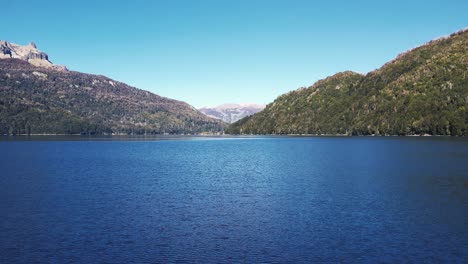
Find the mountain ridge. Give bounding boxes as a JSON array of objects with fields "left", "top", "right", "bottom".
[
  {"left": 199, "top": 103, "right": 265, "bottom": 123},
  {"left": 0, "top": 40, "right": 67, "bottom": 71},
  {"left": 226, "top": 29, "right": 468, "bottom": 136},
  {"left": 0, "top": 44, "right": 225, "bottom": 135}
]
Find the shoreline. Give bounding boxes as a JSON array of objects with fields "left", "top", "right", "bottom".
[{"left": 0, "top": 133, "right": 465, "bottom": 138}]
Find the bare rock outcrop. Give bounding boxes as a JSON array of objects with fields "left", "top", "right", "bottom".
[{"left": 0, "top": 40, "right": 67, "bottom": 71}]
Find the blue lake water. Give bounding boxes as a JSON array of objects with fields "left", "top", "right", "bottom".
[{"left": 0, "top": 136, "right": 467, "bottom": 263}]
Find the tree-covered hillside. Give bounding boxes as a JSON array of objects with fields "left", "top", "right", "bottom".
[
  {"left": 0, "top": 59, "right": 225, "bottom": 135},
  {"left": 227, "top": 29, "right": 468, "bottom": 136}
]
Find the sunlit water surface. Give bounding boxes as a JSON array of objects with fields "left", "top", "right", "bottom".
[{"left": 1, "top": 136, "right": 467, "bottom": 263}]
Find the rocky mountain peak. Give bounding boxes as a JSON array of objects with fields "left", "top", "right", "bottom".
[
  {"left": 28, "top": 42, "right": 37, "bottom": 49},
  {"left": 0, "top": 40, "right": 67, "bottom": 71},
  {"left": 199, "top": 103, "right": 266, "bottom": 123}
]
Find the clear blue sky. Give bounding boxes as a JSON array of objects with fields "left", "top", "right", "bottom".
[{"left": 2, "top": 0, "right": 467, "bottom": 108}]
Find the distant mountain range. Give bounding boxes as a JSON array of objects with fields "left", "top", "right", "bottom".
[
  {"left": 199, "top": 103, "right": 265, "bottom": 123},
  {"left": 2, "top": 28, "right": 467, "bottom": 136},
  {"left": 227, "top": 29, "right": 468, "bottom": 136},
  {"left": 0, "top": 41, "right": 225, "bottom": 135}
]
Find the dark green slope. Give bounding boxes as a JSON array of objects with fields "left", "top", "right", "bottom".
[
  {"left": 0, "top": 59, "right": 225, "bottom": 135},
  {"left": 227, "top": 29, "right": 468, "bottom": 136}
]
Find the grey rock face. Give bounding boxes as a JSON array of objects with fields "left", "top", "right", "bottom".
[
  {"left": 0, "top": 40, "right": 66, "bottom": 71},
  {"left": 0, "top": 44, "right": 12, "bottom": 57},
  {"left": 199, "top": 103, "right": 265, "bottom": 123},
  {"left": 24, "top": 51, "right": 48, "bottom": 60}
]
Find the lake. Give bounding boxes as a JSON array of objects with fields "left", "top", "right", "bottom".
[{"left": 0, "top": 136, "right": 467, "bottom": 263}]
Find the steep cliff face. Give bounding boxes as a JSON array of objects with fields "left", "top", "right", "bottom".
[
  {"left": 227, "top": 29, "right": 468, "bottom": 136},
  {"left": 0, "top": 41, "right": 67, "bottom": 71}
]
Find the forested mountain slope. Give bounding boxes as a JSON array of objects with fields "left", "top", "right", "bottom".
[
  {"left": 0, "top": 58, "right": 224, "bottom": 135},
  {"left": 227, "top": 29, "right": 467, "bottom": 136}
]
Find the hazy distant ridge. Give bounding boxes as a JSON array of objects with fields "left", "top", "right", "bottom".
[{"left": 199, "top": 103, "right": 265, "bottom": 123}]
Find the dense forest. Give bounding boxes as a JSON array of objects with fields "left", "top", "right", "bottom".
[
  {"left": 0, "top": 59, "right": 225, "bottom": 135},
  {"left": 227, "top": 29, "right": 468, "bottom": 136}
]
